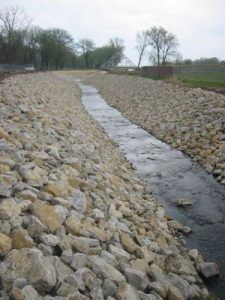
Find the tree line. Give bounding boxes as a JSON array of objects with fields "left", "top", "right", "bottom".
[
  {"left": 135, "top": 27, "right": 224, "bottom": 68},
  {"left": 0, "top": 6, "right": 124, "bottom": 69},
  {"left": 0, "top": 6, "right": 223, "bottom": 69}
]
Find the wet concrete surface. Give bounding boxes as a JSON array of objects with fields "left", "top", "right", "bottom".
[{"left": 77, "top": 81, "right": 225, "bottom": 299}]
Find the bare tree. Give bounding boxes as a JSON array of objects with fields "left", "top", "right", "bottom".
[
  {"left": 174, "top": 52, "right": 183, "bottom": 64},
  {"left": 146, "top": 26, "right": 162, "bottom": 68},
  {"left": 135, "top": 30, "right": 149, "bottom": 68},
  {"left": 0, "top": 6, "right": 31, "bottom": 62},
  {"left": 160, "top": 31, "right": 179, "bottom": 65},
  {"left": 76, "top": 38, "right": 95, "bottom": 68},
  {"left": 108, "top": 37, "right": 124, "bottom": 64},
  {"left": 146, "top": 26, "right": 179, "bottom": 67}
]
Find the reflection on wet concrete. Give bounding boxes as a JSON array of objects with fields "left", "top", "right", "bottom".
[{"left": 78, "top": 81, "right": 225, "bottom": 298}]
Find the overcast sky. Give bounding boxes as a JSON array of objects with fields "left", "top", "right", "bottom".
[{"left": 1, "top": 0, "right": 224, "bottom": 64}]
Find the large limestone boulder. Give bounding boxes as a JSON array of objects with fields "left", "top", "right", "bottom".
[
  {"left": 124, "top": 267, "right": 150, "bottom": 291},
  {"left": 0, "top": 248, "right": 56, "bottom": 292},
  {"left": 0, "top": 233, "right": 12, "bottom": 256},
  {"left": 0, "top": 198, "right": 21, "bottom": 220},
  {"left": 117, "top": 282, "right": 140, "bottom": 300},
  {"left": 69, "top": 235, "right": 102, "bottom": 255},
  {"left": 0, "top": 183, "right": 11, "bottom": 197},
  {"left": 88, "top": 255, "right": 125, "bottom": 283},
  {"left": 44, "top": 181, "right": 69, "bottom": 198},
  {"left": 69, "top": 189, "right": 87, "bottom": 213},
  {"left": 0, "top": 128, "right": 9, "bottom": 139},
  {"left": 10, "top": 229, "right": 34, "bottom": 249},
  {"left": 31, "top": 200, "right": 61, "bottom": 233},
  {"left": 197, "top": 262, "right": 219, "bottom": 278},
  {"left": 19, "top": 164, "right": 48, "bottom": 187},
  {"left": 120, "top": 233, "right": 137, "bottom": 253},
  {"left": 11, "top": 285, "right": 41, "bottom": 300}
]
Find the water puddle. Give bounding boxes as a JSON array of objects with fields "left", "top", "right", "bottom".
[{"left": 77, "top": 81, "right": 225, "bottom": 298}]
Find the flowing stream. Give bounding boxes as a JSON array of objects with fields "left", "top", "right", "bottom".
[{"left": 77, "top": 81, "right": 225, "bottom": 298}]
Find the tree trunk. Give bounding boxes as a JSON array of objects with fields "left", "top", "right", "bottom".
[
  {"left": 84, "top": 52, "right": 89, "bottom": 68},
  {"left": 137, "top": 48, "right": 144, "bottom": 69},
  {"left": 157, "top": 47, "right": 160, "bottom": 77}
]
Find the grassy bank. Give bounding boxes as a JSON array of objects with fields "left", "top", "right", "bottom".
[
  {"left": 175, "top": 72, "right": 225, "bottom": 88},
  {"left": 111, "top": 69, "right": 225, "bottom": 90}
]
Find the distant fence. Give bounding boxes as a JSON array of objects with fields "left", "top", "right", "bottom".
[
  {"left": 142, "top": 66, "right": 173, "bottom": 78},
  {"left": 0, "top": 64, "right": 35, "bottom": 72},
  {"left": 141, "top": 65, "right": 225, "bottom": 78},
  {"left": 173, "top": 65, "right": 225, "bottom": 74}
]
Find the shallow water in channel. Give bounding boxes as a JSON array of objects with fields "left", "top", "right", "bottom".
[{"left": 78, "top": 81, "right": 225, "bottom": 299}]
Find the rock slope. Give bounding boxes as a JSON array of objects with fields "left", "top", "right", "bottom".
[
  {"left": 0, "top": 73, "right": 211, "bottom": 299},
  {"left": 78, "top": 72, "right": 225, "bottom": 185}
]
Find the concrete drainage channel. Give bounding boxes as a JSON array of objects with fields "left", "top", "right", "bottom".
[{"left": 77, "top": 81, "right": 225, "bottom": 299}]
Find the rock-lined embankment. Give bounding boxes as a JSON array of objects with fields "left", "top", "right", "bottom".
[
  {"left": 78, "top": 72, "right": 225, "bottom": 185},
  {"left": 0, "top": 73, "right": 213, "bottom": 299}
]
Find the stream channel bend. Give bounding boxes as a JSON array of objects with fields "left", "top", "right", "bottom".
[{"left": 77, "top": 81, "right": 225, "bottom": 298}]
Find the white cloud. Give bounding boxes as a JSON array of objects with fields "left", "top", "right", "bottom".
[{"left": 0, "top": 0, "right": 224, "bottom": 64}]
